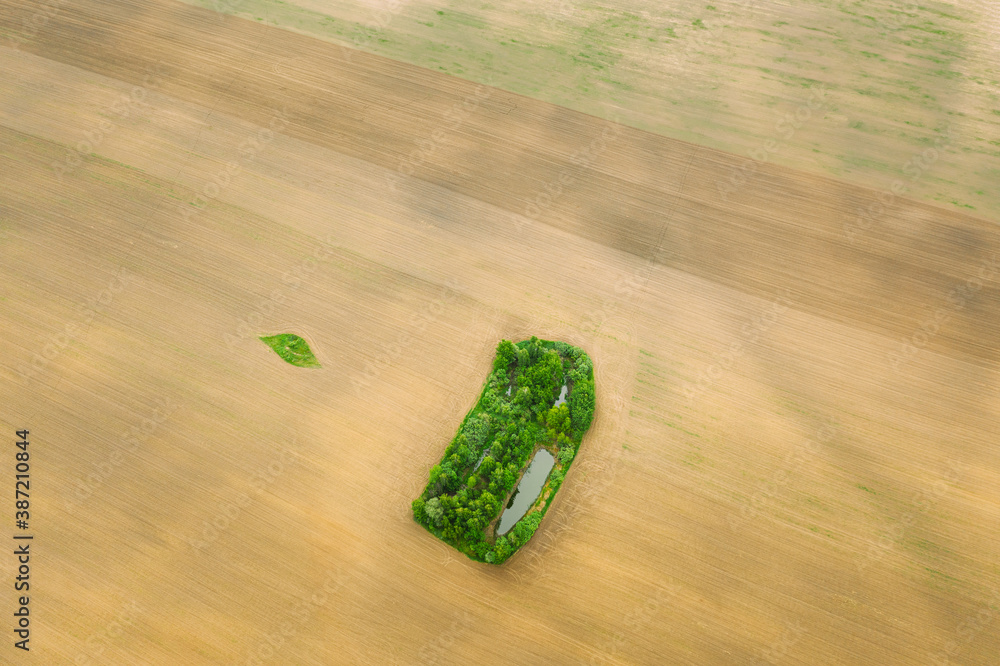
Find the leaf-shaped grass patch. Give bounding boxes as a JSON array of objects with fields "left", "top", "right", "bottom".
[{"left": 259, "top": 333, "right": 321, "bottom": 368}]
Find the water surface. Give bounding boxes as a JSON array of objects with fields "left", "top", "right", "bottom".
[{"left": 497, "top": 449, "right": 555, "bottom": 535}]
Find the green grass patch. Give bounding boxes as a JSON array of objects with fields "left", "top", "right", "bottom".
[
  {"left": 259, "top": 333, "right": 321, "bottom": 368},
  {"left": 176, "top": 0, "right": 999, "bottom": 236}
]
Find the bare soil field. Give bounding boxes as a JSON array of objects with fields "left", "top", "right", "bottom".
[{"left": 0, "top": 0, "right": 998, "bottom": 664}]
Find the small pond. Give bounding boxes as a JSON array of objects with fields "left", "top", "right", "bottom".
[
  {"left": 473, "top": 447, "right": 491, "bottom": 471},
  {"left": 554, "top": 383, "right": 568, "bottom": 406},
  {"left": 496, "top": 448, "right": 555, "bottom": 535}
]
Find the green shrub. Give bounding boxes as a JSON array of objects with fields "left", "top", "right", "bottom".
[
  {"left": 494, "top": 339, "right": 517, "bottom": 372},
  {"left": 424, "top": 497, "right": 443, "bottom": 526},
  {"left": 569, "top": 378, "right": 595, "bottom": 432},
  {"left": 411, "top": 497, "right": 427, "bottom": 524}
]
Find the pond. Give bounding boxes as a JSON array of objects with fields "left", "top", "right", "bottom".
[
  {"left": 554, "top": 383, "right": 568, "bottom": 406},
  {"left": 473, "top": 447, "right": 491, "bottom": 471},
  {"left": 496, "top": 448, "right": 555, "bottom": 535}
]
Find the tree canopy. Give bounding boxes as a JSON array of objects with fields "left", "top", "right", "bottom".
[{"left": 411, "top": 337, "right": 596, "bottom": 564}]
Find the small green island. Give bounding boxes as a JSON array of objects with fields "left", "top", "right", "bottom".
[
  {"left": 412, "top": 337, "right": 595, "bottom": 564},
  {"left": 259, "top": 333, "right": 321, "bottom": 368}
]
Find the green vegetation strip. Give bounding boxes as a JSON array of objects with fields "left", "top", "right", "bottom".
[
  {"left": 412, "top": 337, "right": 595, "bottom": 564},
  {"left": 259, "top": 333, "right": 321, "bottom": 368}
]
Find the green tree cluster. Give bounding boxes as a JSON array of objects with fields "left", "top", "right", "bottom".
[{"left": 411, "top": 337, "right": 596, "bottom": 564}]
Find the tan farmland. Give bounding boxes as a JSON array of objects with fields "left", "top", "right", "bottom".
[{"left": 1, "top": 0, "right": 999, "bottom": 664}]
